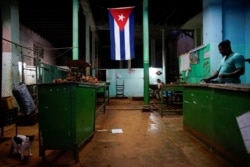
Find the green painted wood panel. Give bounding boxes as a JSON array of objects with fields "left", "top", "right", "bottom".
[
  {"left": 180, "top": 44, "right": 210, "bottom": 84},
  {"left": 183, "top": 87, "right": 214, "bottom": 140},
  {"left": 183, "top": 85, "right": 250, "bottom": 166},
  {"left": 38, "top": 82, "right": 97, "bottom": 161}
]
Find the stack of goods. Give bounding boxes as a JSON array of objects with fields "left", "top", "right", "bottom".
[
  {"left": 53, "top": 72, "right": 100, "bottom": 83},
  {"left": 53, "top": 59, "right": 100, "bottom": 84}
]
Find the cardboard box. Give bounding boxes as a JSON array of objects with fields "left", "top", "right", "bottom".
[{"left": 1, "top": 96, "right": 16, "bottom": 110}]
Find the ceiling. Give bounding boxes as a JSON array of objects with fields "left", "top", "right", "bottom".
[{"left": 19, "top": 0, "right": 202, "bottom": 49}]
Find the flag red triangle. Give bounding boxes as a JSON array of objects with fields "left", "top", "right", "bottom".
[{"left": 109, "top": 7, "right": 133, "bottom": 30}]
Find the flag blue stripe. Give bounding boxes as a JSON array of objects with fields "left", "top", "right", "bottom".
[
  {"left": 108, "top": 12, "right": 116, "bottom": 60},
  {"left": 119, "top": 30, "right": 125, "bottom": 60},
  {"left": 129, "top": 10, "right": 135, "bottom": 59},
  {"left": 108, "top": 8, "right": 135, "bottom": 60}
]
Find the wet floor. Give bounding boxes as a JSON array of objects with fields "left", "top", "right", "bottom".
[{"left": 0, "top": 98, "right": 235, "bottom": 167}]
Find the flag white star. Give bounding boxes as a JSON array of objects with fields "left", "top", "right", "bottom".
[{"left": 118, "top": 14, "right": 125, "bottom": 21}]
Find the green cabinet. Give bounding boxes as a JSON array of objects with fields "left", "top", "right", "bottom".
[
  {"left": 182, "top": 84, "right": 250, "bottom": 167},
  {"left": 37, "top": 82, "right": 98, "bottom": 162}
]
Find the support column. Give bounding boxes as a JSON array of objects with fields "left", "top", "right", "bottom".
[
  {"left": 72, "top": 0, "right": 79, "bottom": 60},
  {"left": 91, "top": 31, "right": 95, "bottom": 69},
  {"left": 151, "top": 38, "right": 155, "bottom": 67},
  {"left": 161, "top": 29, "right": 166, "bottom": 83},
  {"left": 203, "top": 0, "right": 222, "bottom": 74},
  {"left": 1, "top": 0, "right": 19, "bottom": 95},
  {"left": 142, "top": 0, "right": 150, "bottom": 111},
  {"left": 85, "top": 12, "right": 90, "bottom": 75}
]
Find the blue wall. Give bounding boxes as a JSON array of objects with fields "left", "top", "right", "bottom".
[
  {"left": 105, "top": 68, "right": 163, "bottom": 97},
  {"left": 203, "top": 0, "right": 250, "bottom": 84},
  {"left": 245, "top": 1, "right": 250, "bottom": 83}
]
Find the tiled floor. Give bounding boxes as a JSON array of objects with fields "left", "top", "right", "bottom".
[{"left": 0, "top": 98, "right": 235, "bottom": 167}]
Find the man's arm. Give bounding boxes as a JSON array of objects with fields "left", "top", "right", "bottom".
[
  {"left": 245, "top": 58, "right": 250, "bottom": 64},
  {"left": 201, "top": 71, "right": 219, "bottom": 83},
  {"left": 218, "top": 67, "right": 244, "bottom": 79}
]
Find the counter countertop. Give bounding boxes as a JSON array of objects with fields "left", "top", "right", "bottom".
[{"left": 162, "top": 83, "right": 250, "bottom": 92}]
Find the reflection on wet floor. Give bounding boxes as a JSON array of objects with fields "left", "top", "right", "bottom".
[
  {"left": 147, "top": 113, "right": 159, "bottom": 133},
  {"left": 0, "top": 98, "right": 235, "bottom": 167}
]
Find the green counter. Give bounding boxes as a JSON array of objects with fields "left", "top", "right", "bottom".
[
  {"left": 96, "top": 82, "right": 110, "bottom": 113},
  {"left": 161, "top": 83, "right": 250, "bottom": 167},
  {"left": 37, "top": 82, "right": 99, "bottom": 162}
]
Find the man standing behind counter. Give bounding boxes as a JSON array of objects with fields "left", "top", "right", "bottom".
[{"left": 201, "top": 40, "right": 245, "bottom": 84}]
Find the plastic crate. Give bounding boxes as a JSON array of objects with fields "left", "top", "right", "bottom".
[
  {"left": 0, "top": 108, "right": 18, "bottom": 126},
  {"left": 1, "top": 96, "right": 16, "bottom": 110},
  {"left": 17, "top": 111, "right": 38, "bottom": 126}
]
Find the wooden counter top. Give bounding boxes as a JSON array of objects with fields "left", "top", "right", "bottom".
[
  {"left": 161, "top": 83, "right": 250, "bottom": 92},
  {"left": 208, "top": 83, "right": 250, "bottom": 92}
]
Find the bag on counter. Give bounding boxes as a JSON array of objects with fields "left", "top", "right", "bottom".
[{"left": 12, "top": 84, "right": 36, "bottom": 115}]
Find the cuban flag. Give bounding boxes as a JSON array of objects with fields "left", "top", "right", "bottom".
[{"left": 108, "top": 6, "right": 135, "bottom": 60}]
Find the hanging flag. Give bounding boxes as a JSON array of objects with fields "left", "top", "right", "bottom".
[{"left": 108, "top": 6, "right": 135, "bottom": 60}]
